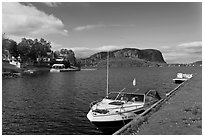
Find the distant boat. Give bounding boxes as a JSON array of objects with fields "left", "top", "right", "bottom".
[
  {"left": 24, "top": 69, "right": 34, "bottom": 74},
  {"left": 173, "top": 73, "right": 193, "bottom": 84},
  {"left": 87, "top": 52, "right": 162, "bottom": 134},
  {"left": 50, "top": 64, "right": 80, "bottom": 72},
  {"left": 81, "top": 68, "right": 97, "bottom": 71}
]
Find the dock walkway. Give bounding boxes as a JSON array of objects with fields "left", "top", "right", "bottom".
[{"left": 131, "top": 74, "right": 202, "bottom": 135}]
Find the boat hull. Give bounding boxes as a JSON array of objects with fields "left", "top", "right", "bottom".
[
  {"left": 50, "top": 69, "right": 60, "bottom": 72},
  {"left": 91, "top": 119, "right": 132, "bottom": 134},
  {"left": 87, "top": 106, "right": 146, "bottom": 134},
  {"left": 173, "top": 78, "right": 187, "bottom": 84},
  {"left": 50, "top": 68, "right": 80, "bottom": 72}
]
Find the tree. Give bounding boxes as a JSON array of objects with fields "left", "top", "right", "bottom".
[
  {"left": 17, "top": 38, "right": 32, "bottom": 62},
  {"left": 54, "top": 50, "right": 60, "bottom": 58},
  {"left": 8, "top": 40, "right": 19, "bottom": 59},
  {"left": 17, "top": 38, "right": 52, "bottom": 64},
  {"left": 60, "top": 49, "right": 77, "bottom": 66},
  {"left": 2, "top": 34, "right": 19, "bottom": 60},
  {"left": 35, "top": 38, "right": 52, "bottom": 60},
  {"left": 63, "top": 60, "right": 70, "bottom": 68}
]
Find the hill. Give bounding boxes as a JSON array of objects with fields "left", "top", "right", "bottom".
[
  {"left": 80, "top": 48, "right": 166, "bottom": 68},
  {"left": 190, "top": 61, "right": 202, "bottom": 66}
]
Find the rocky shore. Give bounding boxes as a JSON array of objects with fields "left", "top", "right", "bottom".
[{"left": 123, "top": 72, "right": 202, "bottom": 135}]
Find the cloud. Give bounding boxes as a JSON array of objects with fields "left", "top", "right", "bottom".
[
  {"left": 160, "top": 41, "right": 202, "bottom": 63},
  {"left": 66, "top": 2, "right": 91, "bottom": 7},
  {"left": 178, "top": 41, "right": 202, "bottom": 54},
  {"left": 74, "top": 25, "right": 105, "bottom": 31},
  {"left": 50, "top": 42, "right": 65, "bottom": 51},
  {"left": 178, "top": 41, "right": 202, "bottom": 48},
  {"left": 43, "top": 2, "right": 61, "bottom": 7},
  {"left": 2, "top": 2, "right": 68, "bottom": 38},
  {"left": 95, "top": 45, "right": 121, "bottom": 51},
  {"left": 74, "top": 24, "right": 135, "bottom": 31}
]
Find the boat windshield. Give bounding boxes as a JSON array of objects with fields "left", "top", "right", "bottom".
[
  {"left": 105, "top": 92, "right": 145, "bottom": 102},
  {"left": 105, "top": 92, "right": 118, "bottom": 100}
]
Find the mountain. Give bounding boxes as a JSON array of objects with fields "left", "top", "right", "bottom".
[
  {"left": 79, "top": 48, "right": 166, "bottom": 68},
  {"left": 190, "top": 61, "right": 202, "bottom": 66}
]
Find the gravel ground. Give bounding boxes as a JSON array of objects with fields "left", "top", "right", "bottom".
[{"left": 134, "top": 73, "right": 202, "bottom": 135}]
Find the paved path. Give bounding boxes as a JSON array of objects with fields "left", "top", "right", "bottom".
[{"left": 135, "top": 74, "right": 202, "bottom": 135}]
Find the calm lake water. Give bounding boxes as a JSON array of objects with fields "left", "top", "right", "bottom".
[{"left": 2, "top": 66, "right": 201, "bottom": 135}]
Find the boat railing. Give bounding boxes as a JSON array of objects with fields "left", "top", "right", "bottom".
[
  {"left": 114, "top": 88, "right": 126, "bottom": 100},
  {"left": 90, "top": 100, "right": 101, "bottom": 108},
  {"left": 106, "top": 99, "right": 159, "bottom": 115},
  {"left": 91, "top": 97, "right": 160, "bottom": 111}
]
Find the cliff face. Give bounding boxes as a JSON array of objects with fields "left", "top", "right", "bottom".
[{"left": 80, "top": 48, "right": 166, "bottom": 67}]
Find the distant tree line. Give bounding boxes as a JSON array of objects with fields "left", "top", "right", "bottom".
[
  {"left": 2, "top": 34, "right": 80, "bottom": 68},
  {"left": 3, "top": 34, "right": 52, "bottom": 62}
]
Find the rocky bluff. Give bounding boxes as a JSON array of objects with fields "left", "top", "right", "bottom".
[{"left": 80, "top": 48, "right": 166, "bottom": 67}]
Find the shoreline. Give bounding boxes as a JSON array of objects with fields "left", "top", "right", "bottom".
[
  {"left": 2, "top": 62, "right": 51, "bottom": 78},
  {"left": 121, "top": 73, "right": 202, "bottom": 135}
]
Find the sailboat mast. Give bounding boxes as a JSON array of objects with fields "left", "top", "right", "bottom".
[{"left": 106, "top": 51, "right": 109, "bottom": 97}]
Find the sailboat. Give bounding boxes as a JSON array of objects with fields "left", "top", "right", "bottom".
[{"left": 87, "top": 52, "right": 162, "bottom": 134}]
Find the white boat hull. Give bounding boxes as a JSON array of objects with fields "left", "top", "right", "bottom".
[
  {"left": 50, "top": 68, "right": 79, "bottom": 72},
  {"left": 87, "top": 102, "right": 149, "bottom": 133},
  {"left": 87, "top": 106, "right": 146, "bottom": 134},
  {"left": 50, "top": 69, "right": 61, "bottom": 72}
]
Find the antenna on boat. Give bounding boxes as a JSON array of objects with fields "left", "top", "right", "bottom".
[{"left": 106, "top": 51, "right": 109, "bottom": 97}]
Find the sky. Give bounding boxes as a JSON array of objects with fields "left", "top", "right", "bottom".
[{"left": 2, "top": 2, "right": 202, "bottom": 63}]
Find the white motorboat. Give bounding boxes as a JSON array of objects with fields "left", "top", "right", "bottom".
[
  {"left": 87, "top": 89, "right": 161, "bottom": 133},
  {"left": 50, "top": 64, "right": 79, "bottom": 72},
  {"left": 173, "top": 73, "right": 193, "bottom": 84},
  {"left": 86, "top": 52, "right": 161, "bottom": 134}
]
